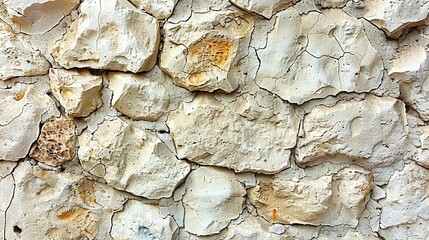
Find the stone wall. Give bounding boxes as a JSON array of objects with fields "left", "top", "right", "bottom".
[{"left": 0, "top": 0, "right": 428, "bottom": 239}]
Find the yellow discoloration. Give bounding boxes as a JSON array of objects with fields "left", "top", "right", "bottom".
[{"left": 190, "top": 38, "right": 233, "bottom": 68}]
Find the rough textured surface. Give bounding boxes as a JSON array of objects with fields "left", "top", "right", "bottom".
[
  {"left": 1, "top": 1, "right": 429, "bottom": 239},
  {"left": 167, "top": 93, "right": 299, "bottom": 173},
  {"left": 30, "top": 115, "right": 76, "bottom": 166},
  {"left": 178, "top": 166, "right": 246, "bottom": 236},
  {"left": 296, "top": 95, "right": 408, "bottom": 167},
  {"left": 255, "top": 9, "right": 383, "bottom": 104},
  {"left": 161, "top": 10, "right": 253, "bottom": 92},
  {"left": 49, "top": 68, "right": 102, "bottom": 118},
  {"left": 128, "top": 0, "right": 178, "bottom": 19},
  {"left": 0, "top": 84, "right": 57, "bottom": 161},
  {"left": 3, "top": 0, "right": 80, "bottom": 34},
  {"left": 364, "top": 0, "right": 429, "bottom": 39},
  {"left": 78, "top": 118, "right": 190, "bottom": 199},
  {"left": 111, "top": 200, "right": 179, "bottom": 240},
  {"left": 0, "top": 21, "right": 50, "bottom": 80},
  {"left": 108, "top": 72, "right": 169, "bottom": 121},
  {"left": 248, "top": 166, "right": 374, "bottom": 226},
  {"left": 51, "top": 0, "right": 160, "bottom": 72}
]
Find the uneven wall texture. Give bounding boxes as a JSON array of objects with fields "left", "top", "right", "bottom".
[{"left": 0, "top": 0, "right": 428, "bottom": 239}]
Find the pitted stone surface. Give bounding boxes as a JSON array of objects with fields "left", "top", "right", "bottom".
[
  {"left": 296, "top": 95, "right": 408, "bottom": 167},
  {"left": 167, "top": 93, "right": 299, "bottom": 173}
]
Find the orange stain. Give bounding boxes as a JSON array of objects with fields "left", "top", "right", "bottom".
[
  {"left": 190, "top": 38, "right": 233, "bottom": 68},
  {"left": 272, "top": 208, "right": 278, "bottom": 222},
  {"left": 13, "top": 91, "right": 25, "bottom": 101}
]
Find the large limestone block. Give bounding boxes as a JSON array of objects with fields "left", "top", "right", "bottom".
[
  {"left": 108, "top": 72, "right": 169, "bottom": 121},
  {"left": 78, "top": 118, "right": 190, "bottom": 199},
  {"left": 166, "top": 93, "right": 300, "bottom": 173},
  {"left": 230, "top": 0, "right": 295, "bottom": 19},
  {"left": 160, "top": 10, "right": 254, "bottom": 92},
  {"left": 49, "top": 68, "right": 102, "bottom": 117},
  {"left": 255, "top": 9, "right": 383, "bottom": 104},
  {"left": 390, "top": 46, "right": 429, "bottom": 121},
  {"left": 0, "top": 22, "right": 50, "bottom": 81},
  {"left": 4, "top": 162, "right": 127, "bottom": 240},
  {"left": 0, "top": 84, "right": 57, "bottom": 161},
  {"left": 30, "top": 115, "right": 76, "bottom": 166},
  {"left": 51, "top": 0, "right": 159, "bottom": 72},
  {"left": 3, "top": 0, "right": 80, "bottom": 34},
  {"left": 111, "top": 200, "right": 179, "bottom": 240},
  {"left": 248, "top": 166, "right": 374, "bottom": 226},
  {"left": 180, "top": 166, "right": 246, "bottom": 236},
  {"left": 129, "top": 0, "right": 178, "bottom": 19},
  {"left": 379, "top": 162, "right": 429, "bottom": 240},
  {"left": 364, "top": 0, "right": 429, "bottom": 39},
  {"left": 296, "top": 95, "right": 408, "bottom": 167}
]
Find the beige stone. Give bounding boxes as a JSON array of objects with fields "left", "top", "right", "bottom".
[
  {"left": 3, "top": 0, "right": 80, "bottom": 34},
  {"left": 4, "top": 162, "right": 127, "bottom": 240},
  {"left": 166, "top": 93, "right": 299, "bottom": 173},
  {"left": 0, "top": 21, "right": 50, "bottom": 81},
  {"left": 129, "top": 0, "right": 178, "bottom": 19},
  {"left": 230, "top": 0, "right": 295, "bottom": 19},
  {"left": 160, "top": 10, "right": 253, "bottom": 92},
  {"left": 49, "top": 68, "right": 102, "bottom": 117},
  {"left": 78, "top": 118, "right": 190, "bottom": 199},
  {"left": 108, "top": 72, "right": 169, "bottom": 121},
  {"left": 180, "top": 166, "right": 246, "bottom": 236},
  {"left": 51, "top": 0, "right": 159, "bottom": 72},
  {"left": 111, "top": 200, "right": 179, "bottom": 240},
  {"left": 30, "top": 115, "right": 76, "bottom": 166},
  {"left": 0, "top": 84, "right": 57, "bottom": 161},
  {"left": 379, "top": 162, "right": 429, "bottom": 240},
  {"left": 255, "top": 9, "right": 383, "bottom": 104},
  {"left": 390, "top": 46, "right": 429, "bottom": 121},
  {"left": 248, "top": 166, "right": 373, "bottom": 226},
  {"left": 364, "top": 0, "right": 429, "bottom": 39},
  {"left": 296, "top": 95, "right": 408, "bottom": 167}
]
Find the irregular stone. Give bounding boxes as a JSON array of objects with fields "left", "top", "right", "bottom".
[
  {"left": 108, "top": 72, "right": 169, "bottom": 121},
  {"left": 3, "top": 0, "right": 80, "bottom": 34},
  {"left": 226, "top": 216, "right": 290, "bottom": 240},
  {"left": 296, "top": 95, "right": 408, "bottom": 167},
  {"left": 390, "top": 46, "right": 429, "bottom": 121},
  {"left": 379, "top": 162, "right": 429, "bottom": 231},
  {"left": 255, "top": 9, "right": 383, "bottom": 104},
  {"left": 364, "top": 0, "right": 429, "bottom": 39},
  {"left": 111, "top": 200, "right": 179, "bottom": 240},
  {"left": 78, "top": 118, "right": 190, "bottom": 199},
  {"left": 49, "top": 68, "right": 102, "bottom": 118},
  {"left": 128, "top": 0, "right": 177, "bottom": 19},
  {"left": 180, "top": 166, "right": 246, "bottom": 236},
  {"left": 248, "top": 166, "right": 374, "bottom": 226},
  {"left": 0, "top": 161, "right": 17, "bottom": 239},
  {"left": 0, "top": 21, "right": 50, "bottom": 81},
  {"left": 51, "top": 0, "right": 159, "bottom": 72},
  {"left": 0, "top": 84, "right": 57, "bottom": 161},
  {"left": 30, "top": 115, "right": 76, "bottom": 166},
  {"left": 4, "top": 162, "right": 127, "bottom": 240},
  {"left": 166, "top": 93, "right": 300, "bottom": 173},
  {"left": 160, "top": 10, "right": 253, "bottom": 92},
  {"left": 230, "top": 0, "right": 295, "bottom": 19}
]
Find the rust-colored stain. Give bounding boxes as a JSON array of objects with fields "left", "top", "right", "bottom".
[
  {"left": 272, "top": 208, "right": 278, "bottom": 222},
  {"left": 13, "top": 90, "right": 25, "bottom": 101},
  {"left": 190, "top": 38, "right": 233, "bottom": 68},
  {"left": 75, "top": 180, "right": 96, "bottom": 204},
  {"left": 57, "top": 207, "right": 85, "bottom": 221}
]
